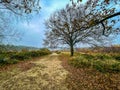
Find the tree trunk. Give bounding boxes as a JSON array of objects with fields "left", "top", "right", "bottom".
[{"left": 70, "top": 45, "right": 74, "bottom": 56}]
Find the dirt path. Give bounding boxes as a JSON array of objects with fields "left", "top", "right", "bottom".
[{"left": 0, "top": 53, "right": 68, "bottom": 90}]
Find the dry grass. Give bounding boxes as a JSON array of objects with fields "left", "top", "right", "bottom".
[
  {"left": 0, "top": 54, "right": 69, "bottom": 90},
  {"left": 0, "top": 58, "right": 38, "bottom": 85},
  {"left": 59, "top": 54, "right": 120, "bottom": 90},
  {"left": 0, "top": 56, "right": 46, "bottom": 71}
]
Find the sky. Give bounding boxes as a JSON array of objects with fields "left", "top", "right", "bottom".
[
  {"left": 12, "top": 0, "right": 120, "bottom": 48},
  {"left": 13, "top": 0, "right": 71, "bottom": 48}
]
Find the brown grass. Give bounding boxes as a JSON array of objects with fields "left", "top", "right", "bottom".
[
  {"left": 59, "top": 54, "right": 120, "bottom": 90},
  {"left": 0, "top": 54, "right": 69, "bottom": 90},
  {"left": 0, "top": 57, "right": 43, "bottom": 72}
]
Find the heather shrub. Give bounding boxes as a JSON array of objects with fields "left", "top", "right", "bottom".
[
  {"left": 112, "top": 54, "right": 120, "bottom": 60},
  {"left": 0, "top": 48, "right": 51, "bottom": 66},
  {"left": 0, "top": 57, "right": 18, "bottom": 65},
  {"left": 69, "top": 56, "right": 91, "bottom": 68},
  {"left": 69, "top": 53, "right": 120, "bottom": 73},
  {"left": 94, "top": 54, "right": 112, "bottom": 60},
  {"left": 81, "top": 53, "right": 95, "bottom": 60},
  {"left": 10, "top": 52, "right": 30, "bottom": 60}
]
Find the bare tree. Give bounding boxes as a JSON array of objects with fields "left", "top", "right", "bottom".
[
  {"left": 44, "top": 4, "right": 112, "bottom": 56},
  {"left": 0, "top": 0, "right": 40, "bottom": 15},
  {"left": 0, "top": 0, "right": 41, "bottom": 44},
  {"left": 70, "top": 0, "right": 120, "bottom": 35},
  {"left": 0, "top": 10, "right": 22, "bottom": 44}
]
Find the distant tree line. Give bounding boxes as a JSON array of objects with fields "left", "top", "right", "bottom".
[{"left": 0, "top": 44, "right": 39, "bottom": 52}]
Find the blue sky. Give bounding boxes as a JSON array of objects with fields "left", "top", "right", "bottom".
[
  {"left": 13, "top": 0, "right": 71, "bottom": 48},
  {"left": 13, "top": 0, "right": 120, "bottom": 48}
]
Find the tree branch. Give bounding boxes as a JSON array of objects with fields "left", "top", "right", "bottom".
[
  {"left": 74, "top": 12, "right": 120, "bottom": 36},
  {"left": 96, "top": 12, "right": 120, "bottom": 35},
  {"left": 98, "top": 12, "right": 120, "bottom": 23}
]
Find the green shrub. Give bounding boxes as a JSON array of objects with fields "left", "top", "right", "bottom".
[
  {"left": 81, "top": 53, "right": 95, "bottom": 60},
  {"left": 93, "top": 60, "right": 106, "bottom": 72},
  {"left": 0, "top": 58, "right": 19, "bottom": 65},
  {"left": 115, "top": 56, "right": 120, "bottom": 60},
  {"left": 10, "top": 49, "right": 51, "bottom": 61},
  {"left": 10, "top": 59, "right": 19, "bottom": 64},
  {"left": 95, "top": 54, "right": 112, "bottom": 60},
  {"left": 28, "top": 51, "right": 39, "bottom": 57},
  {"left": 93, "top": 60, "right": 120, "bottom": 73},
  {"left": 10, "top": 52, "right": 30, "bottom": 60},
  {"left": 0, "top": 48, "right": 51, "bottom": 66},
  {"left": 3, "top": 58, "right": 19, "bottom": 64},
  {"left": 113, "top": 55, "right": 120, "bottom": 60},
  {"left": 0, "top": 58, "right": 6, "bottom": 65},
  {"left": 39, "top": 48, "right": 51, "bottom": 54},
  {"left": 69, "top": 54, "right": 120, "bottom": 73},
  {"left": 110, "top": 63, "right": 120, "bottom": 72},
  {"left": 69, "top": 56, "right": 91, "bottom": 68}
]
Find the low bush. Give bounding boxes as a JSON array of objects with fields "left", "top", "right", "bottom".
[
  {"left": 69, "top": 56, "right": 91, "bottom": 68},
  {"left": 111, "top": 54, "right": 120, "bottom": 60},
  {"left": 69, "top": 53, "right": 120, "bottom": 73},
  {"left": 0, "top": 58, "right": 6, "bottom": 65},
  {"left": 80, "top": 53, "right": 112, "bottom": 60},
  {"left": 10, "top": 52, "right": 30, "bottom": 60},
  {"left": 55, "top": 51, "right": 61, "bottom": 54},
  {"left": 95, "top": 54, "right": 112, "bottom": 60},
  {"left": 81, "top": 53, "right": 95, "bottom": 60},
  {"left": 0, "top": 48, "right": 51, "bottom": 66},
  {"left": 93, "top": 60, "right": 120, "bottom": 73},
  {"left": 0, "top": 58, "right": 19, "bottom": 65},
  {"left": 61, "top": 54, "right": 120, "bottom": 90}
]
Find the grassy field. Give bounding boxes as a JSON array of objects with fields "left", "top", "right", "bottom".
[
  {"left": 0, "top": 48, "right": 120, "bottom": 90},
  {"left": 0, "top": 48, "right": 51, "bottom": 66},
  {"left": 69, "top": 53, "right": 120, "bottom": 73},
  {"left": 60, "top": 51, "right": 120, "bottom": 90},
  {"left": 0, "top": 53, "right": 68, "bottom": 90}
]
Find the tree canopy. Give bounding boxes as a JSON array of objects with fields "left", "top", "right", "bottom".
[
  {"left": 0, "top": 0, "right": 41, "bottom": 43},
  {"left": 44, "top": 2, "right": 112, "bottom": 56},
  {"left": 70, "top": 0, "right": 120, "bottom": 35},
  {"left": 0, "top": 0, "right": 41, "bottom": 15}
]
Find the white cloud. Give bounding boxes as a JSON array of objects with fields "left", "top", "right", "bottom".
[
  {"left": 15, "top": 0, "right": 71, "bottom": 47},
  {"left": 13, "top": 0, "right": 120, "bottom": 47}
]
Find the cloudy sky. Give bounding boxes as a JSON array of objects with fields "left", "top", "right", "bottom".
[
  {"left": 13, "top": 0, "right": 71, "bottom": 48},
  {"left": 13, "top": 0, "right": 120, "bottom": 48}
]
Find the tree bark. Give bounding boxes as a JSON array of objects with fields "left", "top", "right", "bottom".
[{"left": 70, "top": 44, "right": 74, "bottom": 56}]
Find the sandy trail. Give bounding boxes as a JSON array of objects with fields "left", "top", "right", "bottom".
[{"left": 0, "top": 53, "right": 68, "bottom": 90}]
